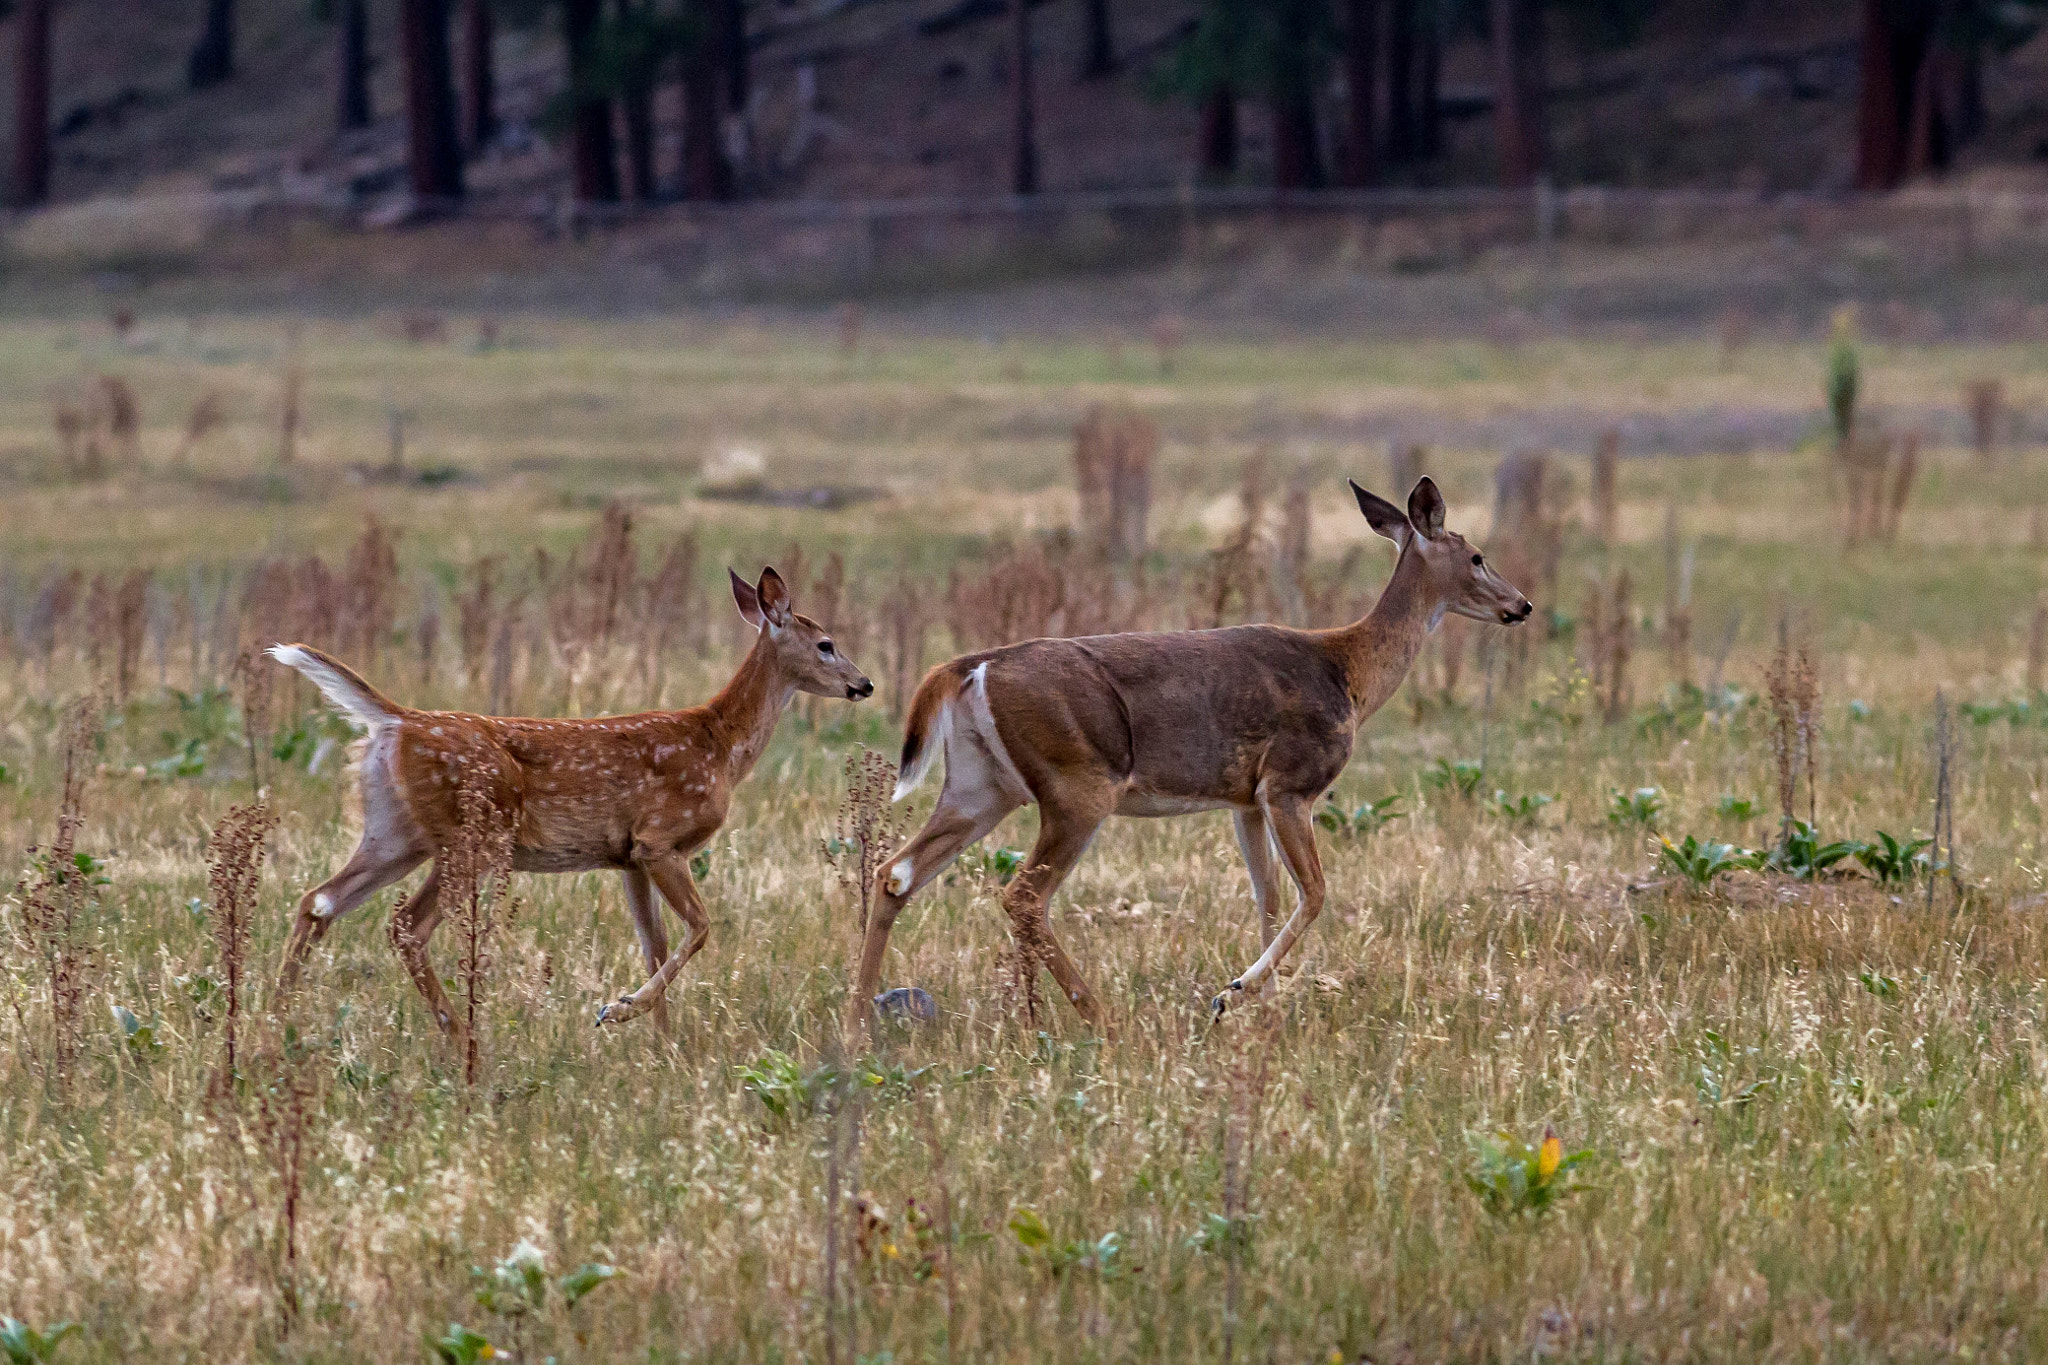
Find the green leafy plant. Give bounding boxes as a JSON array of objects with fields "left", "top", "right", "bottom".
[
  {"left": 1826, "top": 304, "right": 1859, "bottom": 445},
  {"left": 1186, "top": 1211, "right": 1256, "bottom": 1257},
  {"left": 1315, "top": 792, "right": 1405, "bottom": 837},
  {"left": 423, "top": 1323, "right": 499, "bottom": 1364},
  {"left": 1696, "top": 1030, "right": 1775, "bottom": 1107},
  {"left": 1488, "top": 790, "right": 1554, "bottom": 825},
  {"left": 0, "top": 1317, "right": 81, "bottom": 1365},
  {"left": 1462, "top": 1126, "right": 1591, "bottom": 1220},
  {"left": 738, "top": 1050, "right": 831, "bottom": 1123},
  {"left": 1858, "top": 969, "right": 1901, "bottom": 999},
  {"left": 964, "top": 846, "right": 1024, "bottom": 883},
  {"left": 110, "top": 1004, "right": 164, "bottom": 1059},
  {"left": 1855, "top": 830, "right": 1933, "bottom": 886},
  {"left": 1423, "top": 759, "right": 1484, "bottom": 799},
  {"left": 1763, "top": 821, "right": 1864, "bottom": 879},
  {"left": 1607, "top": 787, "right": 1663, "bottom": 829},
  {"left": 1007, "top": 1208, "right": 1124, "bottom": 1280},
  {"left": 1715, "top": 795, "right": 1757, "bottom": 822},
  {"left": 689, "top": 849, "right": 712, "bottom": 881},
  {"left": 148, "top": 736, "right": 207, "bottom": 780},
  {"left": 1658, "top": 835, "right": 1757, "bottom": 888}
]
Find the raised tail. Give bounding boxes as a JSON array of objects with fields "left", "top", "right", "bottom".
[
  {"left": 893, "top": 660, "right": 972, "bottom": 800},
  {"left": 266, "top": 643, "right": 406, "bottom": 732}
]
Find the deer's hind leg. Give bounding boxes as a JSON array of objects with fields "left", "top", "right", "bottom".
[
  {"left": 1002, "top": 793, "right": 1114, "bottom": 1032},
  {"left": 1213, "top": 792, "right": 1327, "bottom": 1017},
  {"left": 388, "top": 864, "right": 468, "bottom": 1053},
  {"left": 276, "top": 731, "right": 424, "bottom": 996},
  {"left": 620, "top": 865, "right": 672, "bottom": 1037},
  {"left": 851, "top": 763, "right": 1021, "bottom": 1033}
]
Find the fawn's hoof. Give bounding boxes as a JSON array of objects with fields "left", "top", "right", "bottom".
[
  {"left": 595, "top": 995, "right": 637, "bottom": 1028},
  {"left": 1210, "top": 979, "right": 1247, "bottom": 1019}
]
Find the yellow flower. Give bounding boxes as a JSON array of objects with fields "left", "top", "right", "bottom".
[{"left": 1537, "top": 1125, "right": 1561, "bottom": 1182}]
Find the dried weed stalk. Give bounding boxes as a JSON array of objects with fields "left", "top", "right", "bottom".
[
  {"left": 829, "top": 746, "right": 904, "bottom": 935},
  {"left": 9, "top": 696, "right": 103, "bottom": 1074},
  {"left": 205, "top": 801, "right": 275, "bottom": 1078},
  {"left": 441, "top": 775, "right": 517, "bottom": 1087}
]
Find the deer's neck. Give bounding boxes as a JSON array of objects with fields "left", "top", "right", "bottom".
[
  {"left": 704, "top": 637, "right": 796, "bottom": 782},
  {"left": 1329, "top": 542, "right": 1439, "bottom": 723}
]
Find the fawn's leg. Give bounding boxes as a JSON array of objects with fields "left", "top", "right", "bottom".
[
  {"left": 852, "top": 775, "right": 1018, "bottom": 1035},
  {"left": 277, "top": 733, "right": 423, "bottom": 997},
  {"left": 388, "top": 864, "right": 468, "bottom": 1055},
  {"left": 1232, "top": 807, "right": 1287, "bottom": 950},
  {"left": 1002, "top": 795, "right": 1112, "bottom": 1032},
  {"left": 276, "top": 843, "right": 423, "bottom": 996},
  {"left": 621, "top": 865, "right": 672, "bottom": 1037},
  {"left": 1213, "top": 794, "right": 1327, "bottom": 1015},
  {"left": 596, "top": 855, "right": 709, "bottom": 1027}
]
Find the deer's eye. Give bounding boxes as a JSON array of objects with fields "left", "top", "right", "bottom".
[
  {"left": 1471, "top": 554, "right": 1484, "bottom": 566},
  {"left": 818, "top": 640, "right": 835, "bottom": 656}
]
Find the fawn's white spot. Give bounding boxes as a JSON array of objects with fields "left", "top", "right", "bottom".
[{"left": 887, "top": 859, "right": 913, "bottom": 896}]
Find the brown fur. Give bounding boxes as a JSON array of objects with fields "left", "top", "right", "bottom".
[
  {"left": 273, "top": 567, "right": 872, "bottom": 1048},
  {"left": 859, "top": 479, "right": 1532, "bottom": 1032}
]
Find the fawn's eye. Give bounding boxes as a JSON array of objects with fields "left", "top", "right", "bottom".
[
  {"left": 818, "top": 640, "right": 835, "bottom": 656},
  {"left": 1471, "top": 554, "right": 1484, "bottom": 566}
]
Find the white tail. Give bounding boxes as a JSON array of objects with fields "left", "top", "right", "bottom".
[{"left": 267, "top": 643, "right": 401, "bottom": 732}]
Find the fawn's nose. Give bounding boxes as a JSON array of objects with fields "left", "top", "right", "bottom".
[
  {"left": 848, "top": 677, "right": 875, "bottom": 700},
  {"left": 1502, "top": 599, "right": 1534, "bottom": 624}
]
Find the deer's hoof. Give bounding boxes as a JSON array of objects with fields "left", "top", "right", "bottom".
[{"left": 595, "top": 995, "right": 636, "bottom": 1028}]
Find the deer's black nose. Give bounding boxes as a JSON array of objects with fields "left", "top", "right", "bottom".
[
  {"left": 1503, "top": 600, "right": 1534, "bottom": 624},
  {"left": 849, "top": 678, "right": 874, "bottom": 700}
]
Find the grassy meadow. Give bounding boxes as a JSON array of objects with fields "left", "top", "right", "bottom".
[{"left": 6, "top": 306, "right": 2048, "bottom": 1361}]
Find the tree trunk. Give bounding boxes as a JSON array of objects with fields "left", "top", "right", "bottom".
[
  {"left": 678, "top": 45, "right": 731, "bottom": 199},
  {"left": 1386, "top": 0, "right": 1414, "bottom": 163},
  {"left": 1904, "top": 40, "right": 1951, "bottom": 177},
  {"left": 1080, "top": 0, "right": 1114, "bottom": 79},
  {"left": 722, "top": 0, "right": 749, "bottom": 112},
  {"left": 337, "top": 0, "right": 373, "bottom": 131},
  {"left": 1341, "top": 0, "right": 1378, "bottom": 186},
  {"left": 1013, "top": 0, "right": 1038, "bottom": 193},
  {"left": 1271, "top": 88, "right": 1322, "bottom": 190},
  {"left": 1417, "top": 13, "right": 1440, "bottom": 158},
  {"left": 624, "top": 79, "right": 658, "bottom": 199},
  {"left": 1199, "top": 85, "right": 1238, "bottom": 180},
  {"left": 188, "top": 0, "right": 235, "bottom": 89},
  {"left": 1490, "top": 0, "right": 1546, "bottom": 186},
  {"left": 401, "top": 0, "right": 466, "bottom": 199},
  {"left": 12, "top": 0, "right": 49, "bottom": 207},
  {"left": 1855, "top": 0, "right": 1940, "bottom": 189},
  {"left": 564, "top": 0, "right": 620, "bottom": 202},
  {"left": 462, "top": 0, "right": 496, "bottom": 152}
]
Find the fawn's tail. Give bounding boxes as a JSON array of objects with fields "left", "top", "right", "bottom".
[{"left": 266, "top": 643, "right": 406, "bottom": 733}]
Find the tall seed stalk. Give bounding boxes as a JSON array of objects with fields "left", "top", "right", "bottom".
[{"left": 205, "top": 800, "right": 275, "bottom": 1079}]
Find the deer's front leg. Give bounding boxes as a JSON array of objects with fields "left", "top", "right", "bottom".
[{"left": 596, "top": 854, "right": 710, "bottom": 1028}]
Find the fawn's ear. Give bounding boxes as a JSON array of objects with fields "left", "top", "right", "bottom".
[
  {"left": 1407, "top": 476, "right": 1448, "bottom": 540},
  {"left": 756, "top": 566, "right": 793, "bottom": 627},
  {"left": 730, "top": 568, "right": 765, "bottom": 631},
  {"left": 1350, "top": 478, "right": 1411, "bottom": 546}
]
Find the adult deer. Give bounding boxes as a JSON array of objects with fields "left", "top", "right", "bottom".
[
  {"left": 855, "top": 477, "right": 1531, "bottom": 1031},
  {"left": 270, "top": 567, "right": 871, "bottom": 1049}
]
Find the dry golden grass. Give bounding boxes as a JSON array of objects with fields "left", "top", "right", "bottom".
[{"left": 3, "top": 313, "right": 2048, "bottom": 1360}]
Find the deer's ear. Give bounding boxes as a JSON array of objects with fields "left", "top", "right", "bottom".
[
  {"left": 756, "top": 566, "right": 793, "bottom": 626},
  {"left": 730, "top": 568, "right": 765, "bottom": 631},
  {"left": 1350, "top": 479, "right": 1411, "bottom": 546},
  {"left": 1407, "top": 476, "right": 1447, "bottom": 540}
]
